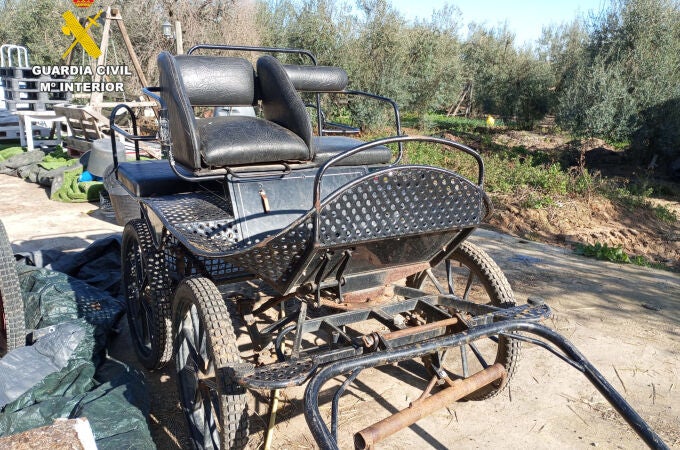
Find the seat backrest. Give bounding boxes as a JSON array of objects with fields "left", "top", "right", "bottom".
[
  {"left": 283, "top": 64, "right": 348, "bottom": 92},
  {"left": 256, "top": 55, "right": 312, "bottom": 150},
  {"left": 157, "top": 51, "right": 256, "bottom": 170}
]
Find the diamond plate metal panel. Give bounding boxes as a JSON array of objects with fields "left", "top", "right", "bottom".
[{"left": 318, "top": 168, "right": 483, "bottom": 246}]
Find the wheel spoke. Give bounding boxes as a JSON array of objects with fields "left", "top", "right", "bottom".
[
  {"left": 130, "top": 244, "right": 150, "bottom": 293},
  {"left": 174, "top": 277, "right": 249, "bottom": 449},
  {"left": 178, "top": 326, "right": 205, "bottom": 440},
  {"left": 140, "top": 300, "right": 153, "bottom": 345},
  {"left": 409, "top": 242, "right": 518, "bottom": 400},
  {"left": 184, "top": 328, "right": 208, "bottom": 371},
  {"left": 462, "top": 270, "right": 475, "bottom": 300},
  {"left": 198, "top": 314, "right": 208, "bottom": 373},
  {"left": 133, "top": 248, "right": 144, "bottom": 285},
  {"left": 468, "top": 342, "right": 489, "bottom": 369},
  {"left": 445, "top": 259, "right": 455, "bottom": 294},
  {"left": 131, "top": 300, "right": 146, "bottom": 346},
  {"left": 200, "top": 382, "right": 218, "bottom": 449},
  {"left": 425, "top": 269, "right": 447, "bottom": 294},
  {"left": 185, "top": 371, "right": 206, "bottom": 443},
  {"left": 189, "top": 306, "right": 209, "bottom": 373},
  {"left": 460, "top": 345, "right": 469, "bottom": 378},
  {"left": 200, "top": 376, "right": 219, "bottom": 391},
  {"left": 123, "top": 220, "right": 172, "bottom": 370},
  {"left": 127, "top": 288, "right": 141, "bottom": 316},
  {"left": 177, "top": 328, "right": 195, "bottom": 372}
]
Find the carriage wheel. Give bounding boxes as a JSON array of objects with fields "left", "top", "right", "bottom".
[
  {"left": 122, "top": 219, "right": 172, "bottom": 369},
  {"left": 0, "top": 220, "right": 25, "bottom": 354},
  {"left": 407, "top": 241, "right": 521, "bottom": 400},
  {"left": 173, "top": 277, "right": 248, "bottom": 450}
]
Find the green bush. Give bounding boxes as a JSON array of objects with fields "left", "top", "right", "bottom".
[
  {"left": 653, "top": 205, "right": 678, "bottom": 223},
  {"left": 462, "top": 24, "right": 555, "bottom": 128},
  {"left": 258, "top": 1, "right": 556, "bottom": 129},
  {"left": 568, "top": 167, "right": 599, "bottom": 196},
  {"left": 574, "top": 242, "right": 671, "bottom": 270},
  {"left": 553, "top": 0, "right": 680, "bottom": 168},
  {"left": 426, "top": 115, "right": 496, "bottom": 133},
  {"left": 631, "top": 98, "right": 680, "bottom": 169},
  {"left": 575, "top": 242, "right": 630, "bottom": 263},
  {"left": 0, "top": 0, "right": 70, "bottom": 65}
]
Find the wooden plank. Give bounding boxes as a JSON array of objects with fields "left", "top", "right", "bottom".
[
  {"left": 115, "top": 18, "right": 149, "bottom": 87},
  {"left": 90, "top": 7, "right": 112, "bottom": 109}
]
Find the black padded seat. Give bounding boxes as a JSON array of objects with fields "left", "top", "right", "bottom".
[
  {"left": 312, "top": 136, "right": 392, "bottom": 166},
  {"left": 197, "top": 116, "right": 310, "bottom": 167},
  {"left": 158, "top": 52, "right": 315, "bottom": 173},
  {"left": 117, "top": 160, "right": 196, "bottom": 197}
]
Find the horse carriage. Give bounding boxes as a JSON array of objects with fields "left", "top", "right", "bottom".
[{"left": 2, "top": 44, "right": 665, "bottom": 449}]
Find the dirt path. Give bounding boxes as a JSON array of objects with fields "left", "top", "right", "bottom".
[
  {"left": 1, "top": 174, "right": 678, "bottom": 449},
  {"left": 0, "top": 176, "right": 121, "bottom": 252}
]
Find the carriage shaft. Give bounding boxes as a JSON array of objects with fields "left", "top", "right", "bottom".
[{"left": 354, "top": 363, "right": 506, "bottom": 450}]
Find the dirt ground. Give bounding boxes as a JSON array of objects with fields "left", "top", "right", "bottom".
[
  {"left": 447, "top": 129, "right": 680, "bottom": 270},
  {"left": 1, "top": 173, "right": 679, "bottom": 449}
]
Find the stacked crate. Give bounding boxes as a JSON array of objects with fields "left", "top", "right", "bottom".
[
  {"left": 0, "top": 67, "right": 72, "bottom": 112},
  {"left": 0, "top": 110, "right": 22, "bottom": 140}
]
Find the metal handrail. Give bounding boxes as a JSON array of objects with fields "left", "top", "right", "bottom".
[
  {"left": 311, "top": 89, "right": 403, "bottom": 152},
  {"left": 187, "top": 44, "right": 317, "bottom": 65},
  {"left": 343, "top": 90, "right": 402, "bottom": 138},
  {"left": 108, "top": 104, "right": 155, "bottom": 174},
  {"left": 312, "top": 135, "right": 485, "bottom": 211},
  {"left": 187, "top": 44, "right": 324, "bottom": 135}
]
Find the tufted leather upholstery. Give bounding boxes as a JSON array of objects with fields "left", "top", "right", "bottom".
[
  {"left": 312, "top": 136, "right": 392, "bottom": 166},
  {"left": 158, "top": 52, "right": 312, "bottom": 172},
  {"left": 283, "top": 65, "right": 348, "bottom": 92}
]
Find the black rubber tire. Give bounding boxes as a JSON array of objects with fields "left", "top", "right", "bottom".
[
  {"left": 173, "top": 277, "right": 249, "bottom": 450},
  {"left": 407, "top": 241, "right": 520, "bottom": 400},
  {"left": 122, "top": 219, "right": 172, "bottom": 369},
  {"left": 0, "top": 220, "right": 25, "bottom": 353}
]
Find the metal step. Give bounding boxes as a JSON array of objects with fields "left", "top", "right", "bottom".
[{"left": 235, "top": 357, "right": 317, "bottom": 389}]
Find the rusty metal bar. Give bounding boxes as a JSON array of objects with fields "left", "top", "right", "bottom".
[
  {"left": 381, "top": 317, "right": 459, "bottom": 341},
  {"left": 362, "top": 317, "right": 460, "bottom": 351},
  {"left": 354, "top": 363, "right": 506, "bottom": 449}
]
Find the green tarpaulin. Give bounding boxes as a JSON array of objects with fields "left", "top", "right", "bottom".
[{"left": 0, "top": 264, "right": 155, "bottom": 449}]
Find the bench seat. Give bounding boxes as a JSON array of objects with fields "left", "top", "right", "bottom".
[{"left": 117, "top": 160, "right": 198, "bottom": 197}]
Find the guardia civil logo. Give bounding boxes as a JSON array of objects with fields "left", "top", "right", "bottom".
[
  {"left": 35, "top": 3, "right": 130, "bottom": 94},
  {"left": 72, "top": 0, "right": 96, "bottom": 7},
  {"left": 61, "top": 10, "right": 103, "bottom": 59}
]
